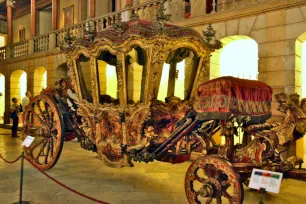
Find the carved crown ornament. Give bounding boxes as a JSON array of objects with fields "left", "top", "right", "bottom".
[{"left": 203, "top": 24, "right": 223, "bottom": 51}]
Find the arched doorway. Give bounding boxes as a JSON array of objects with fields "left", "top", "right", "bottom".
[
  {"left": 212, "top": 36, "right": 258, "bottom": 80},
  {"left": 220, "top": 38, "right": 258, "bottom": 79},
  {"left": 209, "top": 36, "right": 258, "bottom": 80},
  {"left": 296, "top": 32, "right": 306, "bottom": 161},
  {"left": 33, "top": 67, "right": 47, "bottom": 96},
  {"left": 10, "top": 70, "right": 27, "bottom": 106},
  {"left": 0, "top": 73, "right": 5, "bottom": 124}
]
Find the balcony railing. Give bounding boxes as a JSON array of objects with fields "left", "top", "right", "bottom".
[
  {"left": 34, "top": 34, "right": 50, "bottom": 53},
  {"left": 11, "top": 40, "right": 29, "bottom": 58},
  {"left": 0, "top": 0, "right": 275, "bottom": 60},
  {"left": 0, "top": 46, "right": 5, "bottom": 59}
]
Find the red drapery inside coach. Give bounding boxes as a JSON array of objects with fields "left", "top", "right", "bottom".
[{"left": 194, "top": 76, "right": 273, "bottom": 122}]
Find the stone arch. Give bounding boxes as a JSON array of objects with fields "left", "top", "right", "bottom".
[
  {"left": 0, "top": 73, "right": 5, "bottom": 124},
  {"left": 209, "top": 35, "right": 258, "bottom": 80},
  {"left": 296, "top": 33, "right": 306, "bottom": 98},
  {"left": 10, "top": 70, "right": 27, "bottom": 106},
  {"left": 54, "top": 63, "right": 68, "bottom": 83},
  {"left": 295, "top": 32, "right": 306, "bottom": 162},
  {"left": 33, "top": 67, "right": 47, "bottom": 96}
]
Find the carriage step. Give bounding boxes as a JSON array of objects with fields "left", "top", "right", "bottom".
[{"left": 286, "top": 168, "right": 306, "bottom": 180}]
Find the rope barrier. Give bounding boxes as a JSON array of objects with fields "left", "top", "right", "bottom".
[
  {"left": 25, "top": 157, "right": 109, "bottom": 204},
  {"left": 1, "top": 150, "right": 109, "bottom": 204},
  {"left": 0, "top": 153, "right": 22, "bottom": 163}
]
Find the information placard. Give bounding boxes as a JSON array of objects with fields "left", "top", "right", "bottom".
[
  {"left": 21, "top": 136, "right": 35, "bottom": 147},
  {"left": 248, "top": 169, "right": 283, "bottom": 194}
]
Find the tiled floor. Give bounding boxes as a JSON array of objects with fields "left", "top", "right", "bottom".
[{"left": 1, "top": 128, "right": 306, "bottom": 204}]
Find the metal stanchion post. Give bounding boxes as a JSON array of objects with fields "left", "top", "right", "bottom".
[
  {"left": 13, "top": 150, "right": 30, "bottom": 204},
  {"left": 259, "top": 188, "right": 265, "bottom": 204}
]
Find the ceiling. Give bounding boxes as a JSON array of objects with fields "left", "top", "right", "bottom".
[{"left": 0, "top": 0, "right": 51, "bottom": 20}]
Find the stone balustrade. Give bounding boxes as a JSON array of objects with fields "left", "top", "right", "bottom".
[
  {"left": 33, "top": 34, "right": 50, "bottom": 53},
  {"left": 0, "top": 46, "right": 5, "bottom": 59},
  {"left": 10, "top": 40, "right": 29, "bottom": 58},
  {"left": 0, "top": 0, "right": 274, "bottom": 60}
]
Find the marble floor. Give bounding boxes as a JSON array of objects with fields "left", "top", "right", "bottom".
[{"left": 1, "top": 128, "right": 306, "bottom": 204}]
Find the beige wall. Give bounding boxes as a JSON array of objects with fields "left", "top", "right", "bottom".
[
  {"left": 12, "top": 14, "right": 31, "bottom": 43},
  {"left": 38, "top": 8, "right": 52, "bottom": 35},
  {"left": 96, "top": 0, "right": 111, "bottom": 18},
  {"left": 59, "top": 0, "right": 79, "bottom": 29}
]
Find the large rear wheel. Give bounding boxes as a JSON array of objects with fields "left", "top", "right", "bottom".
[
  {"left": 185, "top": 155, "right": 244, "bottom": 204},
  {"left": 22, "top": 94, "right": 64, "bottom": 170}
]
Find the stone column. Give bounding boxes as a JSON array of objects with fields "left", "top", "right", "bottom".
[
  {"left": 31, "top": 0, "right": 37, "bottom": 37},
  {"left": 89, "top": 0, "right": 96, "bottom": 18},
  {"left": 116, "top": 0, "right": 121, "bottom": 11},
  {"left": 78, "top": 0, "right": 83, "bottom": 22},
  {"left": 52, "top": 0, "right": 58, "bottom": 30},
  {"left": 121, "top": 0, "right": 132, "bottom": 9},
  {"left": 4, "top": 73, "right": 11, "bottom": 124},
  {"left": 6, "top": 0, "right": 13, "bottom": 44}
]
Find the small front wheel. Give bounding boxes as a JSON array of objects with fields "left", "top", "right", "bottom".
[{"left": 185, "top": 155, "right": 244, "bottom": 204}]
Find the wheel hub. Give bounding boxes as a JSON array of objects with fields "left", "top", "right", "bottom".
[{"left": 200, "top": 177, "right": 222, "bottom": 198}]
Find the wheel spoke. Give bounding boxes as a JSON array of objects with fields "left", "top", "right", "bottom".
[
  {"left": 50, "top": 111, "right": 54, "bottom": 127},
  {"left": 44, "top": 139, "right": 50, "bottom": 164},
  {"left": 221, "top": 180, "right": 231, "bottom": 190},
  {"left": 205, "top": 197, "right": 213, "bottom": 204},
  {"left": 28, "top": 139, "right": 44, "bottom": 152},
  {"left": 44, "top": 102, "right": 51, "bottom": 126},
  {"left": 222, "top": 190, "right": 233, "bottom": 200},
  {"left": 195, "top": 175, "right": 206, "bottom": 183},
  {"left": 50, "top": 137, "right": 54, "bottom": 158},
  {"left": 34, "top": 139, "right": 48, "bottom": 161},
  {"left": 35, "top": 101, "right": 48, "bottom": 123},
  {"left": 32, "top": 109, "right": 45, "bottom": 125}
]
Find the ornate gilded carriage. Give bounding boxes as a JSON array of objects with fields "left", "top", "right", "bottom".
[{"left": 22, "top": 3, "right": 306, "bottom": 204}]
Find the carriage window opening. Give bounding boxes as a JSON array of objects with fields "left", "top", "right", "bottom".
[
  {"left": 96, "top": 51, "right": 119, "bottom": 104},
  {"left": 157, "top": 49, "right": 198, "bottom": 102},
  {"left": 174, "top": 60, "right": 185, "bottom": 100},
  {"left": 106, "top": 65, "right": 118, "bottom": 98},
  {"left": 126, "top": 47, "right": 146, "bottom": 104},
  {"left": 76, "top": 55, "right": 92, "bottom": 102},
  {"left": 157, "top": 64, "right": 170, "bottom": 102}
]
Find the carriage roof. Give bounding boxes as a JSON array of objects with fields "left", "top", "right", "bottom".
[{"left": 94, "top": 20, "right": 205, "bottom": 44}]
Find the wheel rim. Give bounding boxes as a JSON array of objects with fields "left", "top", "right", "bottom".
[
  {"left": 22, "top": 94, "right": 64, "bottom": 170},
  {"left": 185, "top": 156, "right": 244, "bottom": 204}
]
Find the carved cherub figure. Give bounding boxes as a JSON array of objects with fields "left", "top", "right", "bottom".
[
  {"left": 289, "top": 93, "right": 300, "bottom": 106},
  {"left": 300, "top": 98, "right": 306, "bottom": 114},
  {"left": 275, "top": 93, "right": 288, "bottom": 113}
]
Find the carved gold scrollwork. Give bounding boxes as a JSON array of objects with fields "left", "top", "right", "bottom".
[
  {"left": 116, "top": 57, "right": 124, "bottom": 86},
  {"left": 198, "top": 55, "right": 210, "bottom": 85},
  {"left": 125, "top": 104, "right": 151, "bottom": 146}
]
